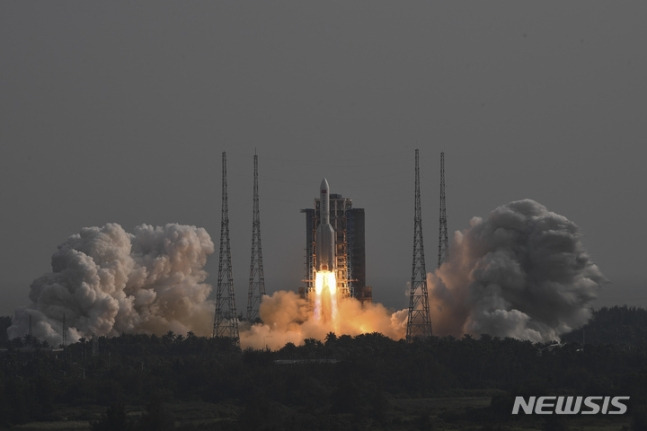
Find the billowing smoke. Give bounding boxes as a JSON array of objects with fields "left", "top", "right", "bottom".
[
  {"left": 240, "top": 291, "right": 408, "bottom": 350},
  {"left": 429, "top": 199, "right": 604, "bottom": 342},
  {"left": 9, "top": 199, "right": 602, "bottom": 349},
  {"left": 8, "top": 223, "right": 215, "bottom": 345}
]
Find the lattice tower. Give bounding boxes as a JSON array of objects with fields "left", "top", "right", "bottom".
[
  {"left": 437, "top": 152, "right": 449, "bottom": 267},
  {"left": 247, "top": 153, "right": 266, "bottom": 322},
  {"left": 213, "top": 151, "right": 240, "bottom": 345},
  {"left": 406, "top": 149, "right": 433, "bottom": 340}
]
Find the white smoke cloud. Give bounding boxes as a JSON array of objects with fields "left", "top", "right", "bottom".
[
  {"left": 429, "top": 199, "right": 604, "bottom": 342},
  {"left": 8, "top": 223, "right": 215, "bottom": 345},
  {"left": 8, "top": 199, "right": 602, "bottom": 348}
]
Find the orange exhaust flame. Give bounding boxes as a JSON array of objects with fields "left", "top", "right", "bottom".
[
  {"left": 313, "top": 270, "right": 338, "bottom": 326},
  {"left": 239, "top": 289, "right": 408, "bottom": 351}
]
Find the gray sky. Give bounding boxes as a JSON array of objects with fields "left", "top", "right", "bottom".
[{"left": 1, "top": 1, "right": 646, "bottom": 316}]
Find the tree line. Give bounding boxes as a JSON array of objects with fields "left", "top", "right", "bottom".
[{"left": 0, "top": 306, "right": 646, "bottom": 430}]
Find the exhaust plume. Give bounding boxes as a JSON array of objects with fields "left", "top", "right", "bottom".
[
  {"left": 429, "top": 199, "right": 604, "bottom": 342},
  {"left": 8, "top": 199, "right": 600, "bottom": 349},
  {"left": 8, "top": 223, "right": 215, "bottom": 345},
  {"left": 240, "top": 290, "right": 408, "bottom": 350}
]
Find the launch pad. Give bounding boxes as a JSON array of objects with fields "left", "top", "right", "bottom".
[{"left": 301, "top": 179, "right": 371, "bottom": 307}]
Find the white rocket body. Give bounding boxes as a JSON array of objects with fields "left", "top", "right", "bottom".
[{"left": 316, "top": 178, "right": 336, "bottom": 272}]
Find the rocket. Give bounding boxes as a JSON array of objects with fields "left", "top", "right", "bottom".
[{"left": 316, "top": 178, "right": 336, "bottom": 272}]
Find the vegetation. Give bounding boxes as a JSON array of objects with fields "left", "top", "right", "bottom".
[
  {"left": 0, "top": 306, "right": 645, "bottom": 430},
  {"left": 563, "top": 306, "right": 647, "bottom": 345}
]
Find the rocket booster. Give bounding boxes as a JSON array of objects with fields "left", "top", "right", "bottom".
[{"left": 316, "top": 178, "right": 336, "bottom": 272}]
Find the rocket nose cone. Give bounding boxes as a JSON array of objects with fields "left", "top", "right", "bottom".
[{"left": 320, "top": 178, "right": 329, "bottom": 191}]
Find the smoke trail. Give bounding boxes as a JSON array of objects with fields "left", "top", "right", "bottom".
[
  {"left": 429, "top": 199, "right": 604, "bottom": 342},
  {"left": 8, "top": 223, "right": 215, "bottom": 345}
]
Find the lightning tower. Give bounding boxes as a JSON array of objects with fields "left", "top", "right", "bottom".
[
  {"left": 437, "top": 152, "right": 449, "bottom": 267},
  {"left": 213, "top": 152, "right": 240, "bottom": 345},
  {"left": 247, "top": 152, "right": 265, "bottom": 322},
  {"left": 406, "top": 149, "right": 432, "bottom": 340}
]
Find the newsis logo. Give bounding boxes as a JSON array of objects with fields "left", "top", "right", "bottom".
[{"left": 512, "top": 396, "right": 630, "bottom": 415}]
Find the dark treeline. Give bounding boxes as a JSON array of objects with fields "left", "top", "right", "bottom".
[
  {"left": 0, "top": 306, "right": 646, "bottom": 430},
  {"left": 562, "top": 306, "right": 647, "bottom": 345}
]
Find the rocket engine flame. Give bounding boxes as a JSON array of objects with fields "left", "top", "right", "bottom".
[
  {"left": 313, "top": 270, "right": 338, "bottom": 324},
  {"left": 239, "top": 290, "right": 408, "bottom": 350}
]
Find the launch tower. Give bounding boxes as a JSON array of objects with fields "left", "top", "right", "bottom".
[
  {"left": 406, "top": 149, "right": 432, "bottom": 340},
  {"left": 437, "top": 151, "right": 449, "bottom": 267},
  {"left": 247, "top": 153, "right": 265, "bottom": 323},
  {"left": 302, "top": 182, "right": 369, "bottom": 303},
  {"left": 213, "top": 152, "right": 240, "bottom": 345}
]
